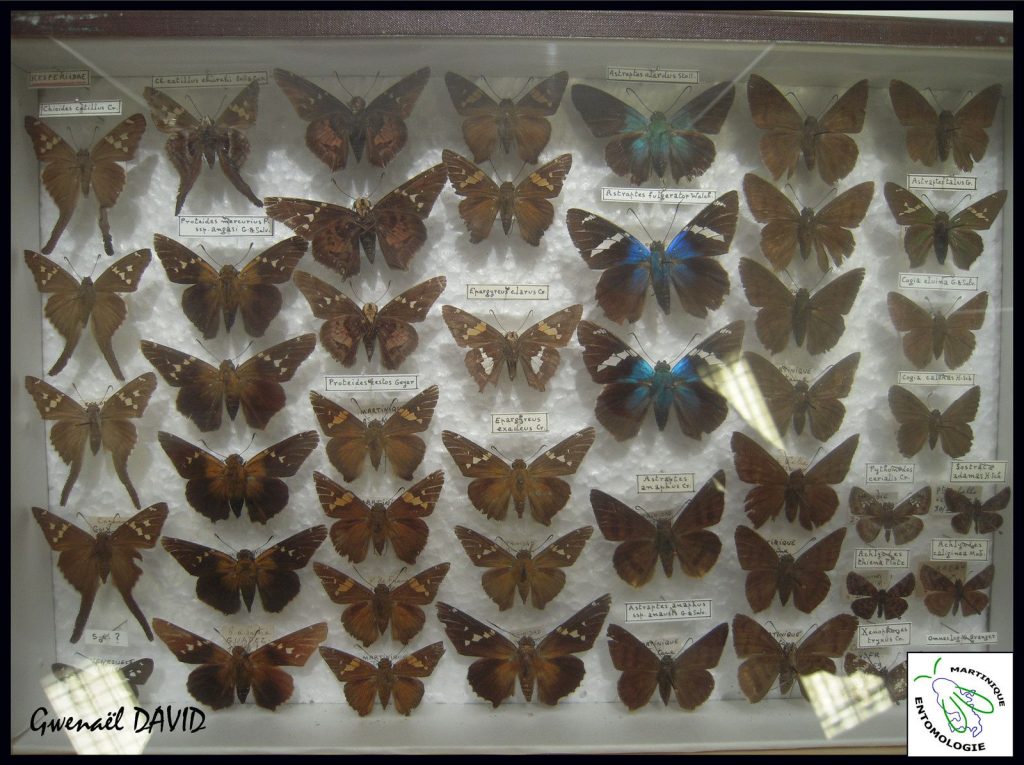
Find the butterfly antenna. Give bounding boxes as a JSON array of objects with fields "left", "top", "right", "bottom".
[
  {"left": 488, "top": 443, "right": 512, "bottom": 462},
  {"left": 525, "top": 442, "right": 546, "bottom": 462},
  {"left": 660, "top": 200, "right": 685, "bottom": 243},
  {"left": 628, "top": 332, "right": 658, "bottom": 364},
  {"left": 197, "top": 243, "right": 222, "bottom": 268},
  {"left": 624, "top": 87, "right": 655, "bottom": 115},
  {"left": 377, "top": 280, "right": 393, "bottom": 304},
  {"left": 332, "top": 71, "right": 356, "bottom": 100},
  {"left": 513, "top": 160, "right": 528, "bottom": 183},
  {"left": 184, "top": 94, "right": 206, "bottom": 120},
  {"left": 349, "top": 397, "right": 366, "bottom": 415},
  {"left": 627, "top": 208, "right": 655, "bottom": 242},
  {"left": 812, "top": 187, "right": 838, "bottom": 209},
  {"left": 495, "top": 535, "right": 515, "bottom": 551},
  {"left": 329, "top": 176, "right": 357, "bottom": 203},
  {"left": 238, "top": 432, "right": 258, "bottom": 458},
  {"left": 785, "top": 90, "right": 809, "bottom": 118},
  {"left": 63, "top": 256, "right": 83, "bottom": 281},
  {"left": 487, "top": 309, "right": 507, "bottom": 333},
  {"left": 514, "top": 310, "right": 534, "bottom": 334},
  {"left": 238, "top": 242, "right": 256, "bottom": 266},
  {"left": 213, "top": 533, "right": 239, "bottom": 554},
  {"left": 197, "top": 438, "right": 228, "bottom": 460},
  {"left": 195, "top": 339, "right": 220, "bottom": 365},
  {"left": 365, "top": 71, "right": 382, "bottom": 100},
  {"left": 486, "top": 158, "right": 503, "bottom": 182},
  {"left": 950, "top": 192, "right": 973, "bottom": 214},
  {"left": 352, "top": 565, "right": 373, "bottom": 587},
  {"left": 794, "top": 536, "right": 819, "bottom": 556},
  {"left": 368, "top": 171, "right": 386, "bottom": 200},
  {"left": 386, "top": 567, "right": 408, "bottom": 589},
  {"left": 480, "top": 73, "right": 502, "bottom": 100},
  {"left": 661, "top": 85, "right": 691, "bottom": 116},
  {"left": 231, "top": 340, "right": 255, "bottom": 365}
]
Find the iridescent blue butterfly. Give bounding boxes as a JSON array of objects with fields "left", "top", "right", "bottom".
[
  {"left": 577, "top": 319, "right": 745, "bottom": 442},
  {"left": 571, "top": 82, "right": 735, "bottom": 185},
  {"left": 567, "top": 192, "right": 738, "bottom": 324}
]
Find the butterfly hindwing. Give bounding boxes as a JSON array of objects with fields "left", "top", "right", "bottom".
[
  {"left": 946, "top": 486, "right": 1011, "bottom": 535},
  {"left": 888, "top": 385, "right": 979, "bottom": 459}
]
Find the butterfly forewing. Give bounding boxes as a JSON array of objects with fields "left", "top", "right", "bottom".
[
  {"left": 321, "top": 642, "right": 444, "bottom": 716},
  {"left": 25, "top": 248, "right": 151, "bottom": 380},
  {"left": 849, "top": 486, "right": 931, "bottom": 545},
  {"left": 34, "top": 504, "right": 167, "bottom": 643},
  {"left": 888, "top": 291, "right": 988, "bottom": 370},
  {"left": 888, "top": 385, "right": 979, "bottom": 459}
]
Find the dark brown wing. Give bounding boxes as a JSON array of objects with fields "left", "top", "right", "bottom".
[
  {"left": 454, "top": 526, "right": 519, "bottom": 610},
  {"left": 379, "top": 385, "right": 438, "bottom": 480},
  {"left": 810, "top": 182, "right": 874, "bottom": 271},
  {"left": 24, "top": 251, "right": 87, "bottom": 378},
  {"left": 884, "top": 183, "right": 936, "bottom": 269},
  {"left": 789, "top": 528, "right": 846, "bottom": 613},
  {"left": 940, "top": 291, "right": 989, "bottom": 370},
  {"left": 510, "top": 71, "right": 569, "bottom": 164},
  {"left": 513, "top": 153, "right": 572, "bottom": 245},
  {"left": 797, "top": 434, "right": 859, "bottom": 530},
  {"left": 747, "top": 74, "right": 803, "bottom": 181},
  {"left": 442, "top": 149, "right": 501, "bottom": 243},
  {"left": 246, "top": 622, "right": 328, "bottom": 710},
  {"left": 33, "top": 508, "right": 101, "bottom": 643},
  {"left": 314, "top": 561, "right": 385, "bottom": 646},
  {"left": 516, "top": 304, "right": 583, "bottom": 392},
  {"left": 236, "top": 430, "right": 319, "bottom": 524},
  {"left": 442, "top": 430, "right": 514, "bottom": 521},
  {"left": 157, "top": 431, "right": 236, "bottom": 522},
  {"left": 534, "top": 594, "right": 611, "bottom": 705},
  {"left": 948, "top": 191, "right": 1007, "bottom": 270},
  {"left": 293, "top": 270, "right": 367, "bottom": 367},
  {"left": 231, "top": 334, "right": 317, "bottom": 430},
  {"left": 526, "top": 527, "right": 593, "bottom": 609},
  {"left": 606, "top": 623, "right": 661, "bottom": 710},
  {"left": 732, "top": 613, "right": 785, "bottom": 703},
  {"left": 25, "top": 116, "right": 81, "bottom": 254},
  {"left": 522, "top": 425, "right": 594, "bottom": 524},
  {"left": 804, "top": 269, "right": 865, "bottom": 356},
  {"left": 948, "top": 486, "right": 1010, "bottom": 535},
  {"left": 671, "top": 470, "right": 725, "bottom": 577},
  {"left": 140, "top": 340, "right": 224, "bottom": 432},
  {"left": 362, "top": 67, "right": 430, "bottom": 168},
  {"left": 790, "top": 614, "right": 858, "bottom": 696},
  {"left": 388, "top": 563, "right": 451, "bottom": 644},
  {"left": 372, "top": 163, "right": 448, "bottom": 271},
  {"left": 731, "top": 431, "right": 790, "bottom": 528},
  {"left": 887, "top": 292, "right": 938, "bottom": 369},
  {"left": 106, "top": 504, "right": 168, "bottom": 640},
  {"left": 25, "top": 377, "right": 91, "bottom": 507},
  {"left": 441, "top": 305, "right": 507, "bottom": 391},
  {"left": 591, "top": 489, "right": 659, "bottom": 587},
  {"left": 264, "top": 197, "right": 364, "bottom": 278},
  {"left": 802, "top": 352, "right": 860, "bottom": 442},
  {"left": 936, "top": 386, "right": 981, "bottom": 459},
  {"left": 742, "top": 173, "right": 800, "bottom": 271},
  {"left": 273, "top": 68, "right": 355, "bottom": 172},
  {"left": 152, "top": 234, "right": 223, "bottom": 338},
  {"left": 232, "top": 236, "right": 307, "bottom": 336},
  {"left": 738, "top": 257, "right": 795, "bottom": 354},
  {"left": 671, "top": 622, "right": 729, "bottom": 710},
  {"left": 374, "top": 276, "right": 447, "bottom": 369},
  {"left": 162, "top": 537, "right": 246, "bottom": 614},
  {"left": 310, "top": 392, "right": 370, "bottom": 482},
  {"left": 152, "top": 619, "right": 238, "bottom": 709},
  {"left": 950, "top": 84, "right": 1001, "bottom": 172},
  {"left": 888, "top": 385, "right": 932, "bottom": 458},
  {"left": 319, "top": 646, "right": 380, "bottom": 716},
  {"left": 734, "top": 525, "right": 781, "bottom": 613},
  {"left": 436, "top": 602, "right": 520, "bottom": 707},
  {"left": 88, "top": 113, "right": 148, "bottom": 254},
  {"left": 813, "top": 80, "right": 868, "bottom": 185},
  {"left": 97, "top": 373, "right": 158, "bottom": 509},
  {"left": 889, "top": 80, "right": 941, "bottom": 166},
  {"left": 742, "top": 352, "right": 797, "bottom": 440}
]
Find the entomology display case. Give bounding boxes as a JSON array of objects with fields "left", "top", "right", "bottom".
[{"left": 11, "top": 9, "right": 1012, "bottom": 754}]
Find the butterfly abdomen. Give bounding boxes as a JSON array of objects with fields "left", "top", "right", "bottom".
[
  {"left": 657, "top": 656, "right": 674, "bottom": 705},
  {"left": 931, "top": 313, "right": 948, "bottom": 361},
  {"left": 776, "top": 553, "right": 796, "bottom": 605},
  {"left": 933, "top": 212, "right": 951, "bottom": 263},
  {"left": 517, "top": 639, "right": 537, "bottom": 701},
  {"left": 645, "top": 114, "right": 672, "bottom": 177},
  {"left": 937, "top": 110, "right": 956, "bottom": 161},
  {"left": 791, "top": 288, "right": 812, "bottom": 347},
  {"left": 374, "top": 585, "right": 392, "bottom": 641},
  {"left": 797, "top": 208, "right": 816, "bottom": 261},
  {"left": 655, "top": 519, "right": 675, "bottom": 577},
  {"left": 86, "top": 402, "right": 104, "bottom": 454},
  {"left": 377, "top": 658, "right": 395, "bottom": 709},
  {"left": 927, "top": 408, "right": 944, "bottom": 449},
  {"left": 647, "top": 241, "right": 673, "bottom": 314},
  {"left": 496, "top": 99, "right": 516, "bottom": 153},
  {"left": 231, "top": 646, "right": 251, "bottom": 703},
  {"left": 792, "top": 381, "right": 811, "bottom": 435},
  {"left": 235, "top": 552, "right": 258, "bottom": 611},
  {"left": 498, "top": 182, "right": 517, "bottom": 235},
  {"left": 369, "top": 505, "right": 389, "bottom": 555},
  {"left": 219, "top": 265, "right": 241, "bottom": 331},
  {"left": 93, "top": 533, "right": 114, "bottom": 581},
  {"left": 651, "top": 363, "right": 676, "bottom": 430},
  {"left": 801, "top": 116, "right": 819, "bottom": 170},
  {"left": 365, "top": 421, "right": 386, "bottom": 470},
  {"left": 784, "top": 470, "right": 807, "bottom": 523}
]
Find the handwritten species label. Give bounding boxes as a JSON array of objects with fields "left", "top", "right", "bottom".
[
  {"left": 898, "top": 272, "right": 979, "bottom": 291},
  {"left": 39, "top": 99, "right": 121, "bottom": 117},
  {"left": 636, "top": 473, "right": 694, "bottom": 494},
  {"left": 771, "top": 629, "right": 805, "bottom": 643},
  {"left": 220, "top": 624, "right": 268, "bottom": 647},
  {"left": 624, "top": 599, "right": 711, "bottom": 623},
  {"left": 778, "top": 363, "right": 813, "bottom": 380},
  {"left": 907, "top": 174, "right": 978, "bottom": 191},
  {"left": 930, "top": 538, "right": 990, "bottom": 561},
  {"left": 325, "top": 375, "right": 418, "bottom": 393},
  {"left": 601, "top": 187, "right": 716, "bottom": 205},
  {"left": 466, "top": 284, "right": 549, "bottom": 300},
  {"left": 83, "top": 629, "right": 126, "bottom": 647},
  {"left": 607, "top": 66, "right": 698, "bottom": 83},
  {"left": 768, "top": 537, "right": 798, "bottom": 554},
  {"left": 933, "top": 484, "right": 979, "bottom": 512},
  {"left": 865, "top": 463, "right": 915, "bottom": 484},
  {"left": 858, "top": 622, "right": 912, "bottom": 648},
  {"left": 645, "top": 637, "right": 684, "bottom": 654},
  {"left": 491, "top": 412, "right": 548, "bottom": 433},
  {"left": 855, "top": 548, "right": 911, "bottom": 569},
  {"left": 897, "top": 371, "right": 976, "bottom": 386},
  {"left": 950, "top": 461, "right": 1007, "bottom": 483},
  {"left": 177, "top": 215, "right": 273, "bottom": 237},
  {"left": 89, "top": 516, "right": 120, "bottom": 533},
  {"left": 152, "top": 71, "right": 269, "bottom": 88},
  {"left": 926, "top": 632, "right": 998, "bottom": 645},
  {"left": 29, "top": 69, "right": 91, "bottom": 88}
]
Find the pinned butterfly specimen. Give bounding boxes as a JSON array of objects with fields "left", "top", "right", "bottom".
[
  {"left": 32, "top": 504, "right": 167, "bottom": 643},
  {"left": 747, "top": 75, "right": 868, "bottom": 185},
  {"left": 577, "top": 319, "right": 744, "bottom": 442},
  {"left": 846, "top": 572, "right": 916, "bottom": 621},
  {"left": 607, "top": 622, "right": 729, "bottom": 711},
  {"left": 443, "top": 150, "right": 571, "bottom": 245},
  {"left": 309, "top": 385, "right": 438, "bottom": 481},
  {"left": 158, "top": 431, "right": 318, "bottom": 524},
  {"left": 153, "top": 233, "right": 307, "bottom": 339},
  {"left": 274, "top": 67, "right": 430, "bottom": 172},
  {"left": 454, "top": 525, "right": 593, "bottom": 610},
  {"left": 442, "top": 304, "right": 582, "bottom": 391},
  {"left": 143, "top": 81, "right": 262, "bottom": 214},
  {"left": 731, "top": 431, "right": 859, "bottom": 531},
  {"left": 849, "top": 486, "right": 931, "bottom": 545},
  {"left": 314, "top": 562, "right": 450, "bottom": 646},
  {"left": 321, "top": 642, "right": 444, "bottom": 717},
  {"left": 264, "top": 162, "right": 447, "bottom": 279},
  {"left": 294, "top": 272, "right": 446, "bottom": 368},
  {"left": 570, "top": 81, "right": 735, "bottom": 185},
  {"left": 844, "top": 653, "right": 909, "bottom": 704},
  {"left": 437, "top": 594, "right": 611, "bottom": 707},
  {"left": 51, "top": 658, "right": 155, "bottom": 700},
  {"left": 739, "top": 257, "right": 864, "bottom": 356},
  {"left": 883, "top": 183, "right": 1007, "bottom": 270},
  {"left": 742, "top": 352, "right": 860, "bottom": 443},
  {"left": 590, "top": 471, "right": 725, "bottom": 588},
  {"left": 315, "top": 470, "right": 444, "bottom": 564},
  {"left": 25, "top": 248, "right": 151, "bottom": 380},
  {"left": 735, "top": 525, "right": 846, "bottom": 613},
  {"left": 442, "top": 427, "right": 595, "bottom": 525},
  {"left": 140, "top": 334, "right": 316, "bottom": 432},
  {"left": 162, "top": 526, "right": 326, "bottom": 614},
  {"left": 945, "top": 486, "right": 1011, "bottom": 535},
  {"left": 887, "top": 291, "right": 988, "bottom": 370},
  {"left": 153, "top": 619, "right": 328, "bottom": 710},
  {"left": 25, "top": 373, "right": 157, "bottom": 508},
  {"left": 732, "top": 612, "right": 858, "bottom": 703},
  {"left": 919, "top": 563, "right": 994, "bottom": 617},
  {"left": 24, "top": 113, "right": 147, "bottom": 255},
  {"left": 889, "top": 80, "right": 1001, "bottom": 172},
  {"left": 566, "top": 193, "right": 738, "bottom": 323},
  {"left": 445, "top": 70, "right": 568, "bottom": 164},
  {"left": 887, "top": 385, "right": 979, "bottom": 459},
  {"left": 742, "top": 174, "right": 874, "bottom": 272}
]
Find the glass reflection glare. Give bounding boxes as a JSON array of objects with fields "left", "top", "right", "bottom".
[
  {"left": 801, "top": 669, "right": 894, "bottom": 739},
  {"left": 701, "top": 353, "right": 785, "bottom": 451}
]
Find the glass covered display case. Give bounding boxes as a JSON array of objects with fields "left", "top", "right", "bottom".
[{"left": 11, "top": 9, "right": 1012, "bottom": 754}]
